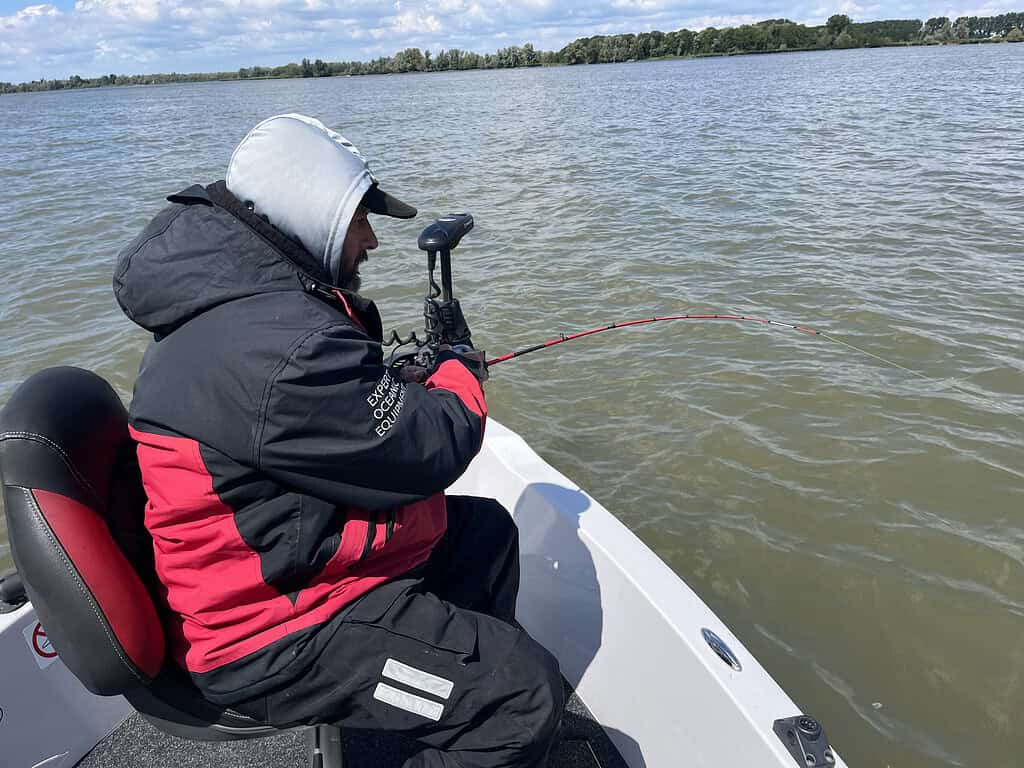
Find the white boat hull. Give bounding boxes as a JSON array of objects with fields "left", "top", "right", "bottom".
[{"left": 451, "top": 419, "right": 847, "bottom": 768}]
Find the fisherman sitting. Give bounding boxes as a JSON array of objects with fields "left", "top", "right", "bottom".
[{"left": 113, "top": 113, "right": 564, "bottom": 768}]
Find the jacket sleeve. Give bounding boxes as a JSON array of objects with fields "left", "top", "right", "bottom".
[{"left": 254, "top": 322, "right": 486, "bottom": 510}]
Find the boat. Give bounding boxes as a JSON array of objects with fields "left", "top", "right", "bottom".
[{"left": 0, "top": 390, "right": 845, "bottom": 768}]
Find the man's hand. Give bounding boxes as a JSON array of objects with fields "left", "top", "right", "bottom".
[
  {"left": 406, "top": 344, "right": 488, "bottom": 385},
  {"left": 451, "top": 344, "right": 489, "bottom": 384},
  {"left": 397, "top": 364, "right": 428, "bottom": 384}
]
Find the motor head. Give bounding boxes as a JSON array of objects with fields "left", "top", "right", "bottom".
[{"left": 418, "top": 213, "right": 474, "bottom": 252}]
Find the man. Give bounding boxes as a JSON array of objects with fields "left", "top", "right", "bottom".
[{"left": 114, "top": 114, "right": 563, "bottom": 768}]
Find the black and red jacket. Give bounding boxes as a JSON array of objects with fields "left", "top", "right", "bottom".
[{"left": 113, "top": 182, "right": 486, "bottom": 705}]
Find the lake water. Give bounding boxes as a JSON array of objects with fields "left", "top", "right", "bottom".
[{"left": 2, "top": 43, "right": 1022, "bottom": 767}]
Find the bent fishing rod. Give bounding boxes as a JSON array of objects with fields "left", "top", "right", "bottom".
[
  {"left": 385, "top": 213, "right": 1013, "bottom": 416},
  {"left": 486, "top": 314, "right": 822, "bottom": 366}
]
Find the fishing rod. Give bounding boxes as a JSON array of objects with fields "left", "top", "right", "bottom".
[
  {"left": 486, "top": 314, "right": 821, "bottom": 366},
  {"left": 388, "top": 214, "right": 1016, "bottom": 418},
  {"left": 484, "top": 313, "right": 1019, "bottom": 418}
]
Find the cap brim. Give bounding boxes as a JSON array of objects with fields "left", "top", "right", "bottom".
[{"left": 362, "top": 184, "right": 417, "bottom": 219}]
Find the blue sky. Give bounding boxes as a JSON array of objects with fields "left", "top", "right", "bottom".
[{"left": 1, "top": 0, "right": 1019, "bottom": 83}]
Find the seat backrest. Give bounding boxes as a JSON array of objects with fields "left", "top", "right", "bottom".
[{"left": 0, "top": 366, "right": 164, "bottom": 695}]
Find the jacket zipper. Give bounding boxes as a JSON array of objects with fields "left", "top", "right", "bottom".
[
  {"left": 359, "top": 512, "right": 378, "bottom": 561},
  {"left": 386, "top": 509, "right": 396, "bottom": 543},
  {"left": 307, "top": 280, "right": 345, "bottom": 303}
]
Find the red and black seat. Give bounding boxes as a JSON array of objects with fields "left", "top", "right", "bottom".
[{"left": 0, "top": 366, "right": 343, "bottom": 764}]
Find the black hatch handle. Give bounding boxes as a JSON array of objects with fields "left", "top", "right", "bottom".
[{"left": 773, "top": 715, "right": 836, "bottom": 767}]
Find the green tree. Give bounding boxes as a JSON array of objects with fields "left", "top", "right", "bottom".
[
  {"left": 695, "top": 27, "right": 718, "bottom": 54},
  {"left": 922, "top": 16, "right": 952, "bottom": 41},
  {"left": 675, "top": 29, "right": 695, "bottom": 55},
  {"left": 827, "top": 14, "right": 852, "bottom": 35},
  {"left": 853, "top": 19, "right": 921, "bottom": 45},
  {"left": 561, "top": 39, "right": 585, "bottom": 64},
  {"left": 393, "top": 47, "right": 425, "bottom": 72},
  {"left": 833, "top": 30, "right": 857, "bottom": 48}
]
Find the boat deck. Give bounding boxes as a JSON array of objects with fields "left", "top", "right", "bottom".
[{"left": 78, "top": 682, "right": 627, "bottom": 768}]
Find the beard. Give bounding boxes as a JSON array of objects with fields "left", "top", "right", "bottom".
[
  {"left": 339, "top": 251, "right": 367, "bottom": 293},
  {"left": 341, "top": 269, "right": 361, "bottom": 293}
]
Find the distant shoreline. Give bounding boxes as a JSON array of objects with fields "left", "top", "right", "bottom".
[{"left": 4, "top": 12, "right": 1021, "bottom": 95}]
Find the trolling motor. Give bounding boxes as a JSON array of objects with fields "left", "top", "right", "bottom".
[
  {"left": 419, "top": 213, "right": 475, "bottom": 352},
  {"left": 385, "top": 213, "right": 485, "bottom": 378}
]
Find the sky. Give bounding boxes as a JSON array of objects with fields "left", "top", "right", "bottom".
[{"left": 1, "top": 0, "right": 1020, "bottom": 83}]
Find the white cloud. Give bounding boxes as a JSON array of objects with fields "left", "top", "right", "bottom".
[
  {"left": 466, "top": 3, "right": 492, "bottom": 22},
  {"left": 611, "top": 0, "right": 668, "bottom": 9},
  {"left": 2, "top": 3, "right": 61, "bottom": 28},
  {"left": 244, "top": 17, "right": 275, "bottom": 31},
  {"left": 813, "top": 0, "right": 880, "bottom": 17},
  {"left": 74, "top": 0, "right": 164, "bottom": 23},
  {"left": 394, "top": 10, "right": 443, "bottom": 33},
  {"left": 936, "top": 0, "right": 1020, "bottom": 13},
  {"left": 19, "top": 3, "right": 60, "bottom": 19},
  {"left": 682, "top": 13, "right": 766, "bottom": 29}
]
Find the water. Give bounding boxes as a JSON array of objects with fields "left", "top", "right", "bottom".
[{"left": 2, "top": 44, "right": 1023, "bottom": 767}]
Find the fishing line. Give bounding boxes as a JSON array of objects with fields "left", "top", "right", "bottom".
[
  {"left": 486, "top": 314, "right": 1018, "bottom": 417},
  {"left": 816, "top": 332, "right": 1016, "bottom": 416}
]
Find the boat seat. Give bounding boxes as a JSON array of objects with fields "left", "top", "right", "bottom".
[{"left": 0, "top": 366, "right": 344, "bottom": 767}]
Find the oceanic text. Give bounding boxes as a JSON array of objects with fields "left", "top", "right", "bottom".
[{"left": 367, "top": 371, "right": 407, "bottom": 437}]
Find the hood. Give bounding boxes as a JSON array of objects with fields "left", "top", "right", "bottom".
[
  {"left": 225, "top": 114, "right": 377, "bottom": 284},
  {"left": 113, "top": 182, "right": 338, "bottom": 339}
]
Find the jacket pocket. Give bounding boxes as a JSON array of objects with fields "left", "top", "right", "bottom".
[{"left": 342, "top": 577, "right": 416, "bottom": 624}]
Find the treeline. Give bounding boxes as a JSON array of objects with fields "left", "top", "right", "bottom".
[
  {"left": 559, "top": 13, "right": 1024, "bottom": 62},
  {"left": 0, "top": 44, "right": 554, "bottom": 93},
  {"left": 237, "top": 43, "right": 553, "bottom": 80},
  {"left": 2, "top": 71, "right": 244, "bottom": 92},
  {"left": 3, "top": 12, "right": 1022, "bottom": 94}
]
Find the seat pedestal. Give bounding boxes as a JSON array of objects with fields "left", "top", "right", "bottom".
[{"left": 308, "top": 725, "right": 344, "bottom": 768}]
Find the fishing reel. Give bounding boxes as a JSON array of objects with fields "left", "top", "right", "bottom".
[{"left": 385, "top": 213, "right": 484, "bottom": 377}]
